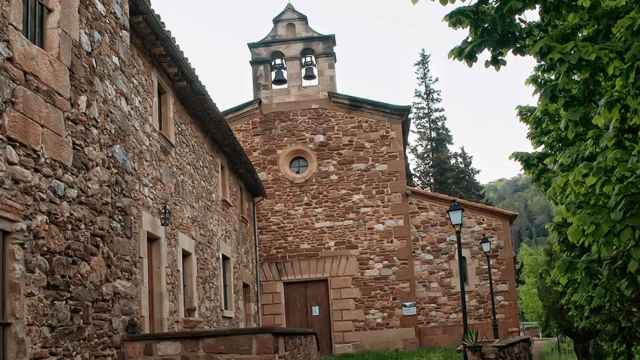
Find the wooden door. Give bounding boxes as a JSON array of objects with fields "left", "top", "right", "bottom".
[
  {"left": 243, "top": 283, "right": 251, "bottom": 327},
  {"left": 284, "top": 280, "right": 332, "bottom": 355},
  {"left": 147, "top": 236, "right": 158, "bottom": 333}
]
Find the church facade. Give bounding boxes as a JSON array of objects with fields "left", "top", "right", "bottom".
[{"left": 226, "top": 5, "right": 521, "bottom": 354}]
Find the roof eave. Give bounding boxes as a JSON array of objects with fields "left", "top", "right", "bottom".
[
  {"left": 407, "top": 187, "right": 519, "bottom": 223},
  {"left": 128, "top": 0, "right": 265, "bottom": 197},
  {"left": 248, "top": 34, "right": 336, "bottom": 49},
  {"left": 328, "top": 92, "right": 411, "bottom": 119}
]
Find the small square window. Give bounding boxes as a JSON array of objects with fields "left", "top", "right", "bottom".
[{"left": 23, "top": 0, "right": 47, "bottom": 48}]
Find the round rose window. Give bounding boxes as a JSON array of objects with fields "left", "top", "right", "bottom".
[{"left": 289, "top": 156, "right": 309, "bottom": 175}]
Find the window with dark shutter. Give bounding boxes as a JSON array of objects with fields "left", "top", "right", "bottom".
[
  {"left": 22, "top": 0, "right": 47, "bottom": 48},
  {"left": 222, "top": 255, "right": 231, "bottom": 311}
]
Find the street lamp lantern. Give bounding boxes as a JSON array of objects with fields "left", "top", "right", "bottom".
[
  {"left": 480, "top": 236, "right": 491, "bottom": 254},
  {"left": 447, "top": 200, "right": 464, "bottom": 230},
  {"left": 160, "top": 204, "right": 171, "bottom": 227},
  {"left": 447, "top": 200, "right": 469, "bottom": 360},
  {"left": 480, "top": 235, "right": 500, "bottom": 339}
]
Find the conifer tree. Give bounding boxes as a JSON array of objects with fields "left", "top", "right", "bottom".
[
  {"left": 409, "top": 50, "right": 454, "bottom": 193},
  {"left": 450, "top": 147, "right": 484, "bottom": 201},
  {"left": 409, "top": 50, "right": 483, "bottom": 201}
]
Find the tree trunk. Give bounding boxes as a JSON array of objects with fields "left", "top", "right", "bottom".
[{"left": 573, "top": 339, "right": 593, "bottom": 360}]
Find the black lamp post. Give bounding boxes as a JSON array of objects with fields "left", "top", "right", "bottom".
[
  {"left": 447, "top": 200, "right": 469, "bottom": 360},
  {"left": 480, "top": 236, "right": 500, "bottom": 339}
]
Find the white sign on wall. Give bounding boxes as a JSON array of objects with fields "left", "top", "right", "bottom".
[{"left": 402, "top": 302, "right": 417, "bottom": 316}]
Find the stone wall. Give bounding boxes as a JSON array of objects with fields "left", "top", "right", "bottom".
[
  {"left": 467, "top": 336, "right": 533, "bottom": 360},
  {"left": 0, "top": 1, "right": 260, "bottom": 359},
  {"left": 122, "top": 328, "right": 320, "bottom": 360},
  {"left": 229, "top": 100, "right": 520, "bottom": 354},
  {"left": 229, "top": 101, "right": 418, "bottom": 353},
  {"left": 408, "top": 189, "right": 520, "bottom": 346}
]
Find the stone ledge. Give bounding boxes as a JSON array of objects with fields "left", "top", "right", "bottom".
[{"left": 123, "top": 327, "right": 317, "bottom": 342}]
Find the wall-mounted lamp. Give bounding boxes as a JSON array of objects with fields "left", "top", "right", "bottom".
[{"left": 160, "top": 204, "right": 171, "bottom": 227}]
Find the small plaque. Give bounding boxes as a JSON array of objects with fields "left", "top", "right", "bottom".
[
  {"left": 402, "top": 302, "right": 417, "bottom": 316},
  {"left": 311, "top": 305, "right": 320, "bottom": 316}
]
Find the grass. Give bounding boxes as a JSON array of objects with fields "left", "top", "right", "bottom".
[
  {"left": 322, "top": 348, "right": 459, "bottom": 360},
  {"left": 539, "top": 339, "right": 577, "bottom": 360}
]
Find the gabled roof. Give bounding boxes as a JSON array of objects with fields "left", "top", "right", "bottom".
[
  {"left": 223, "top": 92, "right": 412, "bottom": 179},
  {"left": 249, "top": 3, "right": 335, "bottom": 48},
  {"left": 128, "top": 0, "right": 264, "bottom": 197},
  {"left": 273, "top": 3, "right": 308, "bottom": 23},
  {"left": 408, "top": 187, "right": 519, "bottom": 223},
  {"left": 223, "top": 92, "right": 411, "bottom": 142}
]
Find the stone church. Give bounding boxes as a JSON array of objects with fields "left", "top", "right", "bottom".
[
  {"left": 226, "top": 4, "right": 520, "bottom": 354},
  {"left": 0, "top": 0, "right": 519, "bottom": 358}
]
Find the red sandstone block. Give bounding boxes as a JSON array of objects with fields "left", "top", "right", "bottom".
[
  {"left": 9, "top": 29, "right": 71, "bottom": 98},
  {"left": 42, "top": 128, "right": 73, "bottom": 166},
  {"left": 263, "top": 304, "right": 282, "bottom": 315},
  {"left": 261, "top": 294, "right": 273, "bottom": 305},
  {"left": 262, "top": 282, "right": 279, "bottom": 294},
  {"left": 332, "top": 299, "right": 355, "bottom": 310},
  {"left": 5, "top": 110, "right": 42, "bottom": 149},
  {"left": 342, "top": 310, "right": 364, "bottom": 321},
  {"left": 343, "top": 332, "right": 359, "bottom": 343},
  {"left": 334, "top": 321, "right": 355, "bottom": 332},
  {"left": 262, "top": 315, "right": 276, "bottom": 326},
  {"left": 3, "top": 62, "right": 25, "bottom": 84},
  {"left": 13, "top": 86, "right": 65, "bottom": 135},
  {"left": 202, "top": 336, "right": 253, "bottom": 354},
  {"left": 331, "top": 277, "right": 352, "bottom": 289},
  {"left": 331, "top": 289, "right": 342, "bottom": 299},
  {"left": 333, "top": 332, "right": 344, "bottom": 344},
  {"left": 254, "top": 334, "right": 276, "bottom": 354},
  {"left": 341, "top": 288, "right": 361, "bottom": 299}
]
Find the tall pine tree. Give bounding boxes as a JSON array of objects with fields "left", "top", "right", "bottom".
[
  {"left": 409, "top": 50, "right": 454, "bottom": 194},
  {"left": 409, "top": 50, "right": 483, "bottom": 201}
]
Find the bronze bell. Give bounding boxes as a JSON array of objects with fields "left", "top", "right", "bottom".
[
  {"left": 272, "top": 69, "right": 288, "bottom": 86},
  {"left": 303, "top": 66, "right": 317, "bottom": 81}
]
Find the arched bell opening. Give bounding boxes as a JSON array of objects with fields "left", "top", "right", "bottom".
[
  {"left": 300, "top": 49, "right": 319, "bottom": 87},
  {"left": 271, "top": 51, "right": 288, "bottom": 89}
]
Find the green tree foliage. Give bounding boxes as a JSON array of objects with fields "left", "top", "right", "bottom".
[
  {"left": 450, "top": 147, "right": 484, "bottom": 201},
  {"left": 538, "top": 242, "right": 603, "bottom": 360},
  {"left": 409, "top": 49, "right": 455, "bottom": 192},
  {"left": 412, "top": 0, "right": 640, "bottom": 356},
  {"left": 517, "top": 244, "right": 545, "bottom": 324},
  {"left": 484, "top": 175, "right": 553, "bottom": 248},
  {"left": 409, "top": 50, "right": 483, "bottom": 201}
]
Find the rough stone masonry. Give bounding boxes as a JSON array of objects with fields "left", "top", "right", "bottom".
[
  {"left": 0, "top": 0, "right": 522, "bottom": 358},
  {"left": 0, "top": 0, "right": 265, "bottom": 359}
]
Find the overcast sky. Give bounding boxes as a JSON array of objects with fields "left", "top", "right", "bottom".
[{"left": 151, "top": 0, "right": 536, "bottom": 184}]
